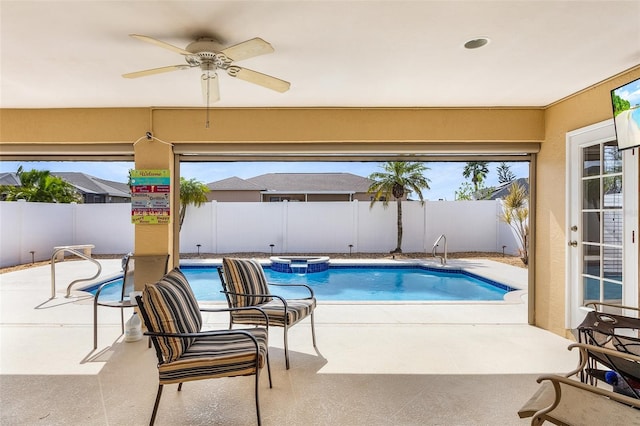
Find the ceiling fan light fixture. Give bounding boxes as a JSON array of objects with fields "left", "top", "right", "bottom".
[{"left": 464, "top": 37, "right": 490, "bottom": 49}]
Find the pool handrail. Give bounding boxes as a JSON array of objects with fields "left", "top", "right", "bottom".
[
  {"left": 432, "top": 234, "right": 448, "bottom": 265},
  {"left": 49, "top": 245, "right": 102, "bottom": 299}
]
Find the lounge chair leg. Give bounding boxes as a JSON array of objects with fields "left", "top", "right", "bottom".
[
  {"left": 311, "top": 311, "right": 317, "bottom": 348},
  {"left": 284, "top": 324, "right": 290, "bottom": 369},
  {"left": 93, "top": 300, "right": 98, "bottom": 350},
  {"left": 178, "top": 382, "right": 183, "bottom": 391},
  {"left": 149, "top": 384, "right": 163, "bottom": 426},
  {"left": 266, "top": 352, "right": 272, "bottom": 388},
  {"left": 255, "top": 362, "right": 262, "bottom": 426},
  {"left": 120, "top": 307, "right": 125, "bottom": 334}
]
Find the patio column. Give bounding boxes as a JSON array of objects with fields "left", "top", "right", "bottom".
[{"left": 132, "top": 135, "right": 176, "bottom": 290}]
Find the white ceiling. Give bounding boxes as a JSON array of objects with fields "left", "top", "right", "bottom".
[{"left": 1, "top": 1, "right": 639, "bottom": 109}]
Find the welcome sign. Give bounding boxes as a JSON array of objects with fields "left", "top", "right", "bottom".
[{"left": 130, "top": 169, "right": 170, "bottom": 224}]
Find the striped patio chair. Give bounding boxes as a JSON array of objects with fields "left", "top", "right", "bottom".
[
  {"left": 136, "top": 268, "right": 272, "bottom": 426},
  {"left": 218, "top": 257, "right": 317, "bottom": 369}
]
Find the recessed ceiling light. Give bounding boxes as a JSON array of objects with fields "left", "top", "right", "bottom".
[{"left": 464, "top": 37, "right": 490, "bottom": 49}]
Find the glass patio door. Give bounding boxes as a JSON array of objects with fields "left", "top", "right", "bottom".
[{"left": 567, "top": 120, "right": 638, "bottom": 328}]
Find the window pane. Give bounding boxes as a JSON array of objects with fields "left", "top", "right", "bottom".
[
  {"left": 603, "top": 281, "right": 623, "bottom": 304},
  {"left": 603, "top": 246, "right": 622, "bottom": 282},
  {"left": 603, "top": 211, "right": 623, "bottom": 246},
  {"left": 603, "top": 141, "right": 622, "bottom": 174},
  {"left": 583, "top": 244, "right": 600, "bottom": 277},
  {"left": 582, "top": 212, "right": 601, "bottom": 243},
  {"left": 583, "top": 178, "right": 600, "bottom": 209},
  {"left": 583, "top": 145, "right": 600, "bottom": 177},
  {"left": 603, "top": 175, "right": 622, "bottom": 208},
  {"left": 583, "top": 277, "right": 600, "bottom": 304}
]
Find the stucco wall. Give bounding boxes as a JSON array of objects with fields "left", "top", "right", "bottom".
[{"left": 538, "top": 67, "right": 640, "bottom": 336}]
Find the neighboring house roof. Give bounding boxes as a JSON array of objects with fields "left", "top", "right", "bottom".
[
  {"left": 51, "top": 172, "right": 130, "bottom": 198},
  {"left": 0, "top": 172, "right": 21, "bottom": 186},
  {"left": 488, "top": 177, "right": 529, "bottom": 200},
  {"left": 207, "top": 176, "right": 264, "bottom": 191},
  {"left": 245, "top": 173, "right": 373, "bottom": 193}
]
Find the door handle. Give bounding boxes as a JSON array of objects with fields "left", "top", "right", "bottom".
[{"left": 568, "top": 241, "right": 578, "bottom": 247}]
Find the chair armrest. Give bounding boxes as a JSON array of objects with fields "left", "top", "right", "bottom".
[
  {"left": 536, "top": 374, "right": 640, "bottom": 408},
  {"left": 200, "top": 305, "right": 270, "bottom": 328},
  {"left": 221, "top": 290, "right": 288, "bottom": 307},
  {"left": 267, "top": 282, "right": 315, "bottom": 299},
  {"left": 93, "top": 281, "right": 127, "bottom": 307},
  {"left": 144, "top": 329, "right": 265, "bottom": 359},
  {"left": 568, "top": 342, "right": 640, "bottom": 364},
  {"left": 144, "top": 328, "right": 261, "bottom": 340},
  {"left": 94, "top": 280, "right": 120, "bottom": 302},
  {"left": 584, "top": 302, "right": 640, "bottom": 314}
]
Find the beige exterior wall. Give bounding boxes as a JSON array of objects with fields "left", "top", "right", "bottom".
[
  {"left": 206, "top": 191, "right": 366, "bottom": 202},
  {"left": 207, "top": 191, "right": 261, "bottom": 202},
  {"left": 0, "top": 107, "right": 544, "bottom": 147},
  {"left": 269, "top": 193, "right": 352, "bottom": 202},
  {"left": 536, "top": 67, "right": 640, "bottom": 337}
]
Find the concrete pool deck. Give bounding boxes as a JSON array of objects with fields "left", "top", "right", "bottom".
[{"left": 0, "top": 258, "right": 578, "bottom": 425}]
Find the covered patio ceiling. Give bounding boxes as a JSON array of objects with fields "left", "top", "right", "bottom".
[{"left": 1, "top": 1, "right": 639, "bottom": 110}]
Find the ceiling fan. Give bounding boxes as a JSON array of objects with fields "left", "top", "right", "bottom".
[{"left": 123, "top": 34, "right": 290, "bottom": 105}]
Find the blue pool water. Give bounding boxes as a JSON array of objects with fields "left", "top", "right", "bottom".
[{"left": 87, "top": 265, "right": 515, "bottom": 302}]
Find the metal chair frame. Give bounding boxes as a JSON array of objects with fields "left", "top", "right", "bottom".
[
  {"left": 93, "top": 254, "right": 169, "bottom": 349},
  {"left": 136, "top": 295, "right": 272, "bottom": 426},
  {"left": 218, "top": 265, "right": 317, "bottom": 369}
]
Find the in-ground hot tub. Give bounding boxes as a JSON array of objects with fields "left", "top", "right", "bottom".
[{"left": 269, "top": 256, "right": 330, "bottom": 273}]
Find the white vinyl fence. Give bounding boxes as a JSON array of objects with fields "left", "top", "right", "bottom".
[{"left": 0, "top": 200, "right": 522, "bottom": 267}]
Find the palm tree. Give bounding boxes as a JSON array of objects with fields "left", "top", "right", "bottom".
[
  {"left": 496, "top": 162, "right": 516, "bottom": 184},
  {"left": 462, "top": 161, "right": 489, "bottom": 192},
  {"left": 499, "top": 181, "right": 529, "bottom": 265},
  {"left": 367, "top": 161, "right": 431, "bottom": 253},
  {"left": 0, "top": 167, "right": 81, "bottom": 203},
  {"left": 178, "top": 177, "right": 210, "bottom": 231}
]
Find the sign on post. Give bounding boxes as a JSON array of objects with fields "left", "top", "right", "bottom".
[{"left": 130, "top": 170, "right": 170, "bottom": 224}]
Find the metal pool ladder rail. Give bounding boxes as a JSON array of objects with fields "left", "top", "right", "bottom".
[
  {"left": 50, "top": 245, "right": 102, "bottom": 299},
  {"left": 432, "top": 234, "right": 448, "bottom": 265}
]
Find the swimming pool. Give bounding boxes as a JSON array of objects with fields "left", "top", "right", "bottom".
[{"left": 87, "top": 264, "right": 515, "bottom": 302}]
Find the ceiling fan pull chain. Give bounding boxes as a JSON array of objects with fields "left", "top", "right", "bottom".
[{"left": 205, "top": 74, "right": 211, "bottom": 129}]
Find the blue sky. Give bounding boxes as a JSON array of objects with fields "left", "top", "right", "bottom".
[{"left": 0, "top": 160, "right": 529, "bottom": 201}]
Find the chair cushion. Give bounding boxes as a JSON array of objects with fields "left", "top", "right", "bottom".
[
  {"left": 231, "top": 298, "right": 316, "bottom": 327},
  {"left": 157, "top": 328, "right": 268, "bottom": 384},
  {"left": 142, "top": 268, "right": 203, "bottom": 362},
  {"left": 222, "top": 258, "right": 271, "bottom": 307}
]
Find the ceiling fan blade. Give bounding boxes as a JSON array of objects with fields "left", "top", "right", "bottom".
[
  {"left": 220, "top": 37, "right": 274, "bottom": 62},
  {"left": 226, "top": 66, "right": 290, "bottom": 93},
  {"left": 122, "top": 65, "right": 191, "bottom": 79},
  {"left": 129, "top": 34, "right": 192, "bottom": 55},
  {"left": 201, "top": 72, "right": 220, "bottom": 104}
]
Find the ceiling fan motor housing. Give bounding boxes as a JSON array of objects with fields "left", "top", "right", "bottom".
[{"left": 185, "top": 38, "right": 229, "bottom": 70}]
